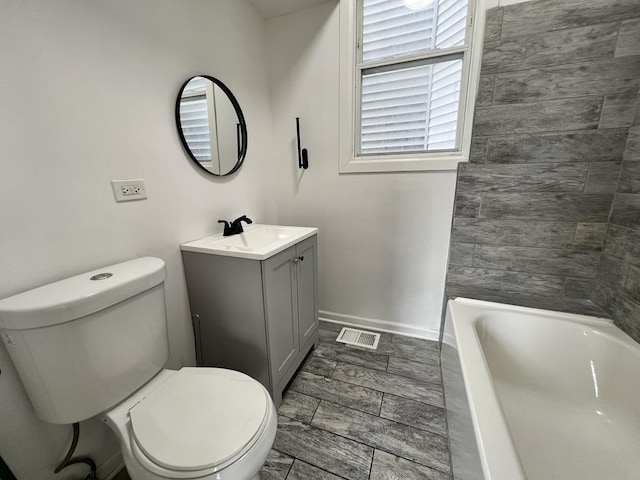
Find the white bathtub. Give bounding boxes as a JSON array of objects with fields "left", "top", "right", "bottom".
[{"left": 441, "top": 298, "right": 640, "bottom": 480}]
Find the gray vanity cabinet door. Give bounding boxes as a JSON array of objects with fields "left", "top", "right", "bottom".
[
  {"left": 296, "top": 236, "right": 318, "bottom": 347},
  {"left": 262, "top": 246, "right": 299, "bottom": 386}
]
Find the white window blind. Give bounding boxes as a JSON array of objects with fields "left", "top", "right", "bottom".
[
  {"left": 179, "top": 77, "right": 212, "bottom": 162},
  {"left": 359, "top": 0, "right": 469, "bottom": 155},
  {"left": 362, "top": 2, "right": 437, "bottom": 62}
]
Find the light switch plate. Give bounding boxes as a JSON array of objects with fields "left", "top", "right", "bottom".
[{"left": 111, "top": 179, "right": 147, "bottom": 202}]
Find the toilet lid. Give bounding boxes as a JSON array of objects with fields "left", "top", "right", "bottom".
[{"left": 129, "top": 367, "right": 269, "bottom": 472}]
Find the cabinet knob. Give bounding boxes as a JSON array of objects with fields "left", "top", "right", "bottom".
[
  {"left": 293, "top": 258, "right": 299, "bottom": 264},
  {"left": 299, "top": 255, "right": 304, "bottom": 262}
]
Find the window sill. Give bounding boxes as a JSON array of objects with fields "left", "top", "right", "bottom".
[{"left": 339, "top": 154, "right": 466, "bottom": 173}]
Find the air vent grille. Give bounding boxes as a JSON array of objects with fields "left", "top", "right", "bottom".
[{"left": 336, "top": 327, "right": 381, "bottom": 350}]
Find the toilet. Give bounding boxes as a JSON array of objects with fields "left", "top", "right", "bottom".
[{"left": 0, "top": 257, "right": 276, "bottom": 480}]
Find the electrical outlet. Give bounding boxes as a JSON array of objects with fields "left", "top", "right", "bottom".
[{"left": 111, "top": 179, "right": 147, "bottom": 202}]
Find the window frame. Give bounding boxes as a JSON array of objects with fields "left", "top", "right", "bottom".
[{"left": 339, "top": 0, "right": 487, "bottom": 173}]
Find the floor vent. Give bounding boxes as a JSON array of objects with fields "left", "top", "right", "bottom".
[{"left": 336, "top": 327, "right": 381, "bottom": 350}]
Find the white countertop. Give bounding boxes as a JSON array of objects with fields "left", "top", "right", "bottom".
[{"left": 180, "top": 224, "right": 318, "bottom": 260}]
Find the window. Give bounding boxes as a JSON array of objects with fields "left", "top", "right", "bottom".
[{"left": 339, "top": 0, "right": 484, "bottom": 172}]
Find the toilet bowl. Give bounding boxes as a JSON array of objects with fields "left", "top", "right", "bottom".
[
  {"left": 103, "top": 368, "right": 277, "bottom": 480},
  {"left": 0, "top": 257, "right": 276, "bottom": 480}
]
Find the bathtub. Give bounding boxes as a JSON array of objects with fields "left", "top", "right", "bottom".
[{"left": 441, "top": 298, "right": 640, "bottom": 480}]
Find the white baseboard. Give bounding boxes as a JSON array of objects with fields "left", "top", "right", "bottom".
[
  {"left": 319, "top": 310, "right": 440, "bottom": 341},
  {"left": 97, "top": 451, "right": 125, "bottom": 480}
]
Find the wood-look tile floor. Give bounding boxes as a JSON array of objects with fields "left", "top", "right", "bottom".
[
  {"left": 260, "top": 321, "right": 450, "bottom": 480},
  {"left": 114, "top": 321, "right": 450, "bottom": 480}
]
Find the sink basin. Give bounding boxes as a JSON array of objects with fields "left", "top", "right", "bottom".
[{"left": 180, "top": 224, "right": 318, "bottom": 260}]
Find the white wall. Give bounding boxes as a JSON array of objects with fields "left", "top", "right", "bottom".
[
  {"left": 266, "top": 1, "right": 458, "bottom": 339},
  {"left": 0, "top": 1, "right": 276, "bottom": 478},
  {"left": 0, "top": 0, "right": 536, "bottom": 477}
]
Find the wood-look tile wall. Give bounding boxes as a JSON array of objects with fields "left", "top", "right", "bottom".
[
  {"left": 446, "top": 0, "right": 640, "bottom": 318},
  {"left": 594, "top": 113, "right": 640, "bottom": 342}
]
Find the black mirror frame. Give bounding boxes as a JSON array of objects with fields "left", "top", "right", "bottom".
[{"left": 175, "top": 75, "right": 248, "bottom": 177}]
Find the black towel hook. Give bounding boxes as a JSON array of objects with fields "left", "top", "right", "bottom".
[{"left": 296, "top": 117, "right": 309, "bottom": 169}]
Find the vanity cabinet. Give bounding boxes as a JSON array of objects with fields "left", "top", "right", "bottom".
[{"left": 181, "top": 234, "right": 319, "bottom": 407}]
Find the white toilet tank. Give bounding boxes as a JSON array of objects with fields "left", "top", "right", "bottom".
[{"left": 0, "top": 257, "right": 170, "bottom": 424}]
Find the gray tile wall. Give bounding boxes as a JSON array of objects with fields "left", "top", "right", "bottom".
[
  {"left": 593, "top": 110, "right": 640, "bottom": 342},
  {"left": 446, "top": 0, "right": 640, "bottom": 318}
]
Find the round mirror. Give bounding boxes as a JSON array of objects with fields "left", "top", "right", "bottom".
[{"left": 175, "top": 76, "right": 247, "bottom": 176}]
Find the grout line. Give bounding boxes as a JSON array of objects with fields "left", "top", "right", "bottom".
[
  {"left": 289, "top": 380, "right": 385, "bottom": 417},
  {"left": 582, "top": 162, "right": 591, "bottom": 194},
  {"left": 489, "top": 73, "right": 496, "bottom": 107},
  {"left": 471, "top": 126, "right": 629, "bottom": 139},
  {"left": 378, "top": 413, "right": 449, "bottom": 440},
  {"left": 597, "top": 95, "right": 608, "bottom": 130},
  {"left": 310, "top": 396, "right": 322, "bottom": 423},
  {"left": 283, "top": 454, "right": 349, "bottom": 480},
  {"left": 476, "top": 126, "right": 629, "bottom": 136},
  {"left": 612, "top": 20, "right": 623, "bottom": 59},
  {"left": 465, "top": 160, "right": 623, "bottom": 169},
  {"left": 481, "top": 30, "right": 624, "bottom": 77},
  {"left": 371, "top": 447, "right": 452, "bottom": 476},
  {"left": 330, "top": 362, "right": 446, "bottom": 410},
  {"left": 498, "top": 17, "right": 619, "bottom": 39},
  {"left": 288, "top": 403, "right": 451, "bottom": 476},
  {"left": 335, "top": 359, "right": 439, "bottom": 385},
  {"left": 382, "top": 369, "right": 443, "bottom": 385},
  {"left": 571, "top": 221, "right": 580, "bottom": 251},
  {"left": 281, "top": 403, "right": 451, "bottom": 465},
  {"left": 278, "top": 411, "right": 303, "bottom": 423},
  {"left": 278, "top": 355, "right": 454, "bottom": 477},
  {"left": 287, "top": 406, "right": 377, "bottom": 447},
  {"left": 283, "top": 454, "right": 295, "bottom": 479},
  {"left": 382, "top": 390, "right": 447, "bottom": 410},
  {"left": 475, "top": 92, "right": 610, "bottom": 110},
  {"left": 330, "top": 359, "right": 339, "bottom": 378},
  {"left": 367, "top": 449, "right": 375, "bottom": 479},
  {"left": 306, "top": 462, "right": 350, "bottom": 480}
]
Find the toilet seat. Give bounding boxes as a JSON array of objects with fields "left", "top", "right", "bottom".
[{"left": 129, "top": 367, "right": 270, "bottom": 474}]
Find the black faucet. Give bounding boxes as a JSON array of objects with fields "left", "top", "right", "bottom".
[{"left": 218, "top": 215, "right": 252, "bottom": 236}]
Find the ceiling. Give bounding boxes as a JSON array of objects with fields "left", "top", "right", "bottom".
[{"left": 248, "top": 0, "right": 332, "bottom": 19}]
